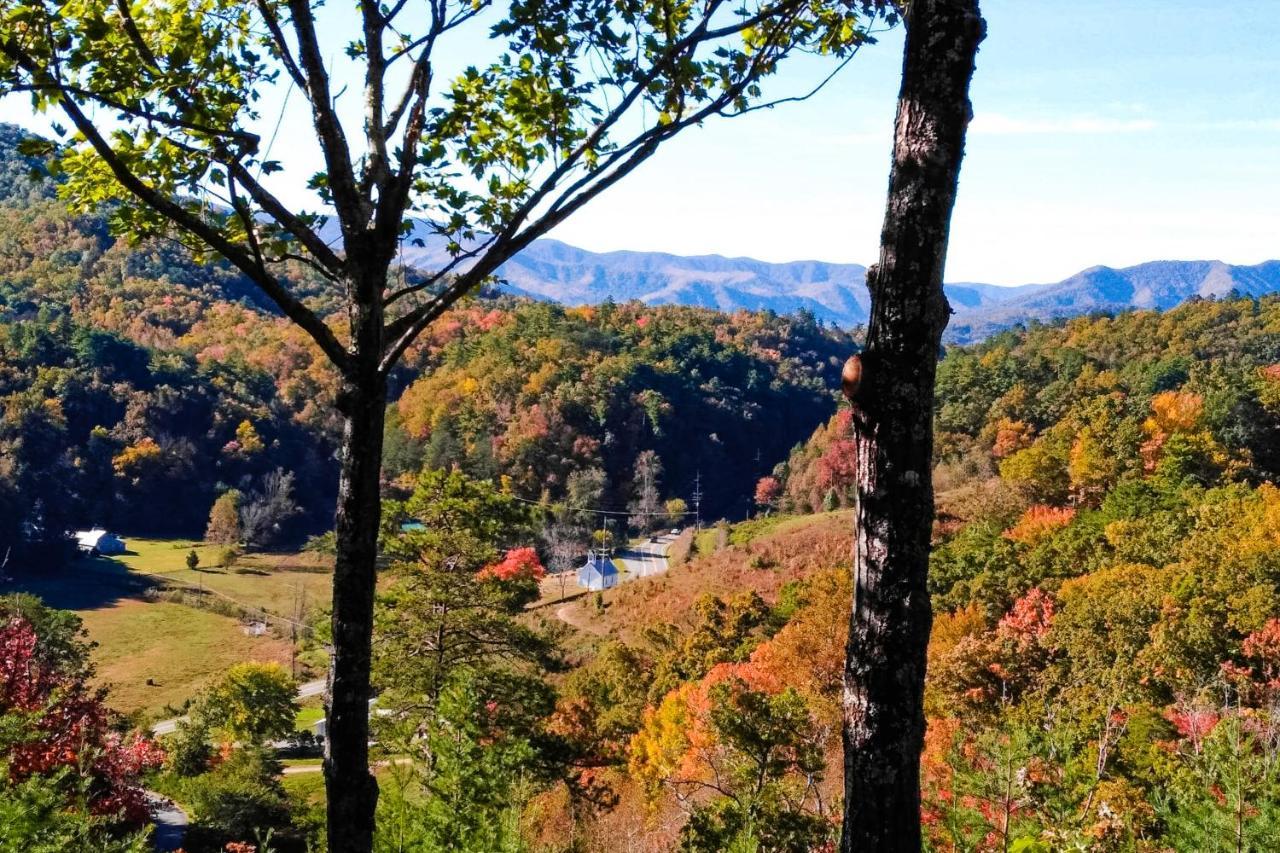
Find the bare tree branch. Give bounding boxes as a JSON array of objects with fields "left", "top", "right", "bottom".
[
  {"left": 285, "top": 0, "right": 366, "bottom": 235},
  {"left": 254, "top": 0, "right": 309, "bottom": 90}
]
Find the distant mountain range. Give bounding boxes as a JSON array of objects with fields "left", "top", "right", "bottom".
[
  {"left": 3, "top": 121, "right": 1275, "bottom": 344},
  {"left": 378, "top": 223, "right": 1280, "bottom": 342}
]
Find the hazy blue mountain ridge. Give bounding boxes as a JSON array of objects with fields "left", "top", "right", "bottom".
[{"left": 378, "top": 221, "right": 1280, "bottom": 341}]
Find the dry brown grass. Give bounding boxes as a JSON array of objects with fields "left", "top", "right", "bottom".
[{"left": 556, "top": 512, "right": 852, "bottom": 647}]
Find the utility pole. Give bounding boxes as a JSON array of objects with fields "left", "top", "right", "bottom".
[{"left": 696, "top": 468, "right": 706, "bottom": 527}]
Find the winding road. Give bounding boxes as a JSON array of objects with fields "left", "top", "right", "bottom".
[{"left": 146, "top": 791, "right": 189, "bottom": 852}]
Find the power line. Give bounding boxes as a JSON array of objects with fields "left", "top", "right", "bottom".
[{"left": 505, "top": 493, "right": 696, "bottom": 518}]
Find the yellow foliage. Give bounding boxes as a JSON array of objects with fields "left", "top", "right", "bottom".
[
  {"left": 1068, "top": 428, "right": 1115, "bottom": 499},
  {"left": 112, "top": 437, "right": 162, "bottom": 474},
  {"left": 234, "top": 419, "right": 264, "bottom": 454},
  {"left": 1145, "top": 390, "right": 1204, "bottom": 436}
]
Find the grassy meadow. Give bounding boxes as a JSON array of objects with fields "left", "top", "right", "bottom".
[{"left": 4, "top": 537, "right": 333, "bottom": 718}]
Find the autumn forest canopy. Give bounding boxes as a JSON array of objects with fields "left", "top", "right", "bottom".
[
  {"left": 2, "top": 0, "right": 1280, "bottom": 849},
  {"left": 3, "top": 100, "right": 1280, "bottom": 849}
]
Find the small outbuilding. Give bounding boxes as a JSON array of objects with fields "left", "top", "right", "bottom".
[
  {"left": 577, "top": 552, "right": 619, "bottom": 591},
  {"left": 74, "top": 529, "right": 126, "bottom": 556}
]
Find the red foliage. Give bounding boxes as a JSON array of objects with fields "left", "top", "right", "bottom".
[
  {"left": 1242, "top": 619, "right": 1280, "bottom": 687},
  {"left": 816, "top": 438, "right": 857, "bottom": 491},
  {"left": 1220, "top": 618, "right": 1280, "bottom": 703},
  {"left": 479, "top": 547, "right": 546, "bottom": 582},
  {"left": 1164, "top": 703, "right": 1221, "bottom": 744},
  {"left": 996, "top": 587, "right": 1056, "bottom": 642},
  {"left": 754, "top": 475, "right": 782, "bottom": 507},
  {"left": 476, "top": 309, "right": 507, "bottom": 332},
  {"left": 0, "top": 617, "right": 165, "bottom": 826}
]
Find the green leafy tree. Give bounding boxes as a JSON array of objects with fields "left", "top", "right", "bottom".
[
  {"left": 174, "top": 745, "right": 294, "bottom": 851},
  {"left": 202, "top": 661, "right": 299, "bottom": 745},
  {"left": 678, "top": 682, "right": 832, "bottom": 853},
  {"left": 1158, "top": 714, "right": 1280, "bottom": 852},
  {"left": 376, "top": 469, "right": 559, "bottom": 833},
  {"left": 0, "top": 772, "right": 150, "bottom": 853},
  {"left": 0, "top": 2, "right": 891, "bottom": 840},
  {"left": 164, "top": 711, "right": 216, "bottom": 778},
  {"left": 375, "top": 677, "right": 534, "bottom": 853}
]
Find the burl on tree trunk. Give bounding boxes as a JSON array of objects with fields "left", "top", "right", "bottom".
[{"left": 840, "top": 1, "right": 985, "bottom": 850}]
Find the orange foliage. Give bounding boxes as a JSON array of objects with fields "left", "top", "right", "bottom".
[
  {"left": 1002, "top": 504, "right": 1076, "bottom": 545},
  {"left": 1141, "top": 389, "right": 1204, "bottom": 470},
  {"left": 990, "top": 417, "right": 1034, "bottom": 459},
  {"left": 750, "top": 568, "right": 850, "bottom": 709},
  {"left": 629, "top": 663, "right": 780, "bottom": 791}
]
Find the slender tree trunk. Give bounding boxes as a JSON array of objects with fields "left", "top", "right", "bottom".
[
  {"left": 840, "top": 1, "right": 984, "bottom": 850},
  {"left": 326, "top": 278, "right": 388, "bottom": 853}
]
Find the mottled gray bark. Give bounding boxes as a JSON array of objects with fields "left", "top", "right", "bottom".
[
  {"left": 325, "top": 265, "right": 388, "bottom": 853},
  {"left": 840, "top": 1, "right": 985, "bottom": 850}
]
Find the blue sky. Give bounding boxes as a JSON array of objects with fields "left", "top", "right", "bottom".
[
  {"left": 3, "top": 0, "right": 1278, "bottom": 284},
  {"left": 556, "top": 0, "right": 1280, "bottom": 284}
]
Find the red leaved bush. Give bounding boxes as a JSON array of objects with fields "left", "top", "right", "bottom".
[
  {"left": 996, "top": 587, "right": 1056, "bottom": 642},
  {"left": 479, "top": 546, "right": 546, "bottom": 582},
  {"left": 0, "top": 617, "right": 165, "bottom": 825},
  {"left": 1242, "top": 618, "right": 1280, "bottom": 688}
]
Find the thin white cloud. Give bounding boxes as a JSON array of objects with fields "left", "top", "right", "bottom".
[
  {"left": 970, "top": 113, "right": 1159, "bottom": 135},
  {"left": 1196, "top": 118, "right": 1280, "bottom": 132}
]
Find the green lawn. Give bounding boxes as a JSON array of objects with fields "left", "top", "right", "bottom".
[
  {"left": 81, "top": 597, "right": 292, "bottom": 718},
  {"left": 296, "top": 704, "right": 325, "bottom": 731},
  {"left": 107, "top": 538, "right": 333, "bottom": 619},
  {"left": 281, "top": 767, "right": 328, "bottom": 807},
  {"left": 4, "top": 538, "right": 331, "bottom": 719},
  {"left": 281, "top": 760, "right": 413, "bottom": 808}
]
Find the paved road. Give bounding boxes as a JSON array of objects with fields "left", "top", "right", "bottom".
[
  {"left": 151, "top": 678, "right": 327, "bottom": 735},
  {"left": 282, "top": 756, "right": 413, "bottom": 776},
  {"left": 146, "top": 791, "right": 188, "bottom": 852},
  {"left": 614, "top": 533, "right": 674, "bottom": 580}
]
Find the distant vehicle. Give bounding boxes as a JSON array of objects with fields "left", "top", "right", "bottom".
[
  {"left": 648, "top": 536, "right": 658, "bottom": 543},
  {"left": 670, "top": 528, "right": 681, "bottom": 535}
]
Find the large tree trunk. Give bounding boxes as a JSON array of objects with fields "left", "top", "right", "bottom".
[
  {"left": 325, "top": 288, "right": 387, "bottom": 853},
  {"left": 840, "top": 1, "right": 985, "bottom": 850}
]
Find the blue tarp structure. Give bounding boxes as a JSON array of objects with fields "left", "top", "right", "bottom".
[{"left": 577, "top": 553, "right": 619, "bottom": 591}]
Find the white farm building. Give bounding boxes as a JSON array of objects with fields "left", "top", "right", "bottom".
[
  {"left": 74, "top": 529, "right": 126, "bottom": 556},
  {"left": 577, "top": 553, "right": 619, "bottom": 591}
]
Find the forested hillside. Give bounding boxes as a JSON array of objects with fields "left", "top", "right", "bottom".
[
  {"left": 0, "top": 124, "right": 851, "bottom": 563},
  {"left": 387, "top": 301, "right": 849, "bottom": 518},
  {"left": 608, "top": 295, "right": 1280, "bottom": 849},
  {"left": 6, "top": 103, "right": 1280, "bottom": 849}
]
